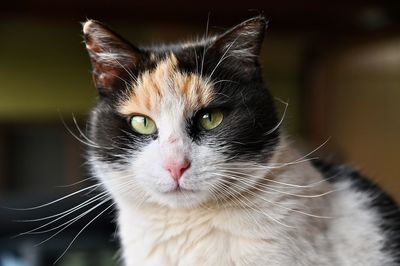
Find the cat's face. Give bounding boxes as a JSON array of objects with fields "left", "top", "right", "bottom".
[{"left": 83, "top": 17, "right": 280, "bottom": 208}]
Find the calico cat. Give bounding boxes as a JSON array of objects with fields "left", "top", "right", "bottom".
[{"left": 82, "top": 16, "right": 400, "bottom": 265}]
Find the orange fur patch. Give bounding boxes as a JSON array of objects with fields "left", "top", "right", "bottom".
[{"left": 118, "top": 54, "right": 214, "bottom": 118}]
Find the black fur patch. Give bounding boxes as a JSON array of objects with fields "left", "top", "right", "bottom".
[
  {"left": 89, "top": 101, "right": 154, "bottom": 164},
  {"left": 172, "top": 45, "right": 280, "bottom": 162},
  {"left": 313, "top": 160, "right": 400, "bottom": 264}
]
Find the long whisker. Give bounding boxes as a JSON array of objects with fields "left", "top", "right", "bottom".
[
  {"left": 216, "top": 171, "right": 337, "bottom": 197},
  {"left": 265, "top": 98, "right": 288, "bottom": 135},
  {"left": 216, "top": 157, "right": 317, "bottom": 171},
  {"left": 216, "top": 169, "right": 316, "bottom": 188},
  {"left": 213, "top": 133, "right": 330, "bottom": 177},
  {"left": 55, "top": 176, "right": 97, "bottom": 188},
  {"left": 26, "top": 181, "right": 137, "bottom": 256},
  {"left": 210, "top": 79, "right": 239, "bottom": 86},
  {"left": 284, "top": 137, "right": 331, "bottom": 167},
  {"left": 33, "top": 197, "right": 112, "bottom": 246},
  {"left": 30, "top": 195, "right": 111, "bottom": 236},
  {"left": 215, "top": 173, "right": 337, "bottom": 198},
  {"left": 216, "top": 179, "right": 295, "bottom": 228},
  {"left": 7, "top": 184, "right": 100, "bottom": 211},
  {"left": 60, "top": 115, "right": 110, "bottom": 150},
  {"left": 205, "top": 181, "right": 265, "bottom": 229},
  {"left": 202, "top": 183, "right": 221, "bottom": 210},
  {"left": 205, "top": 37, "right": 239, "bottom": 86},
  {"left": 215, "top": 175, "right": 333, "bottom": 219},
  {"left": 14, "top": 193, "right": 109, "bottom": 237},
  {"left": 200, "top": 12, "right": 211, "bottom": 79},
  {"left": 53, "top": 202, "right": 115, "bottom": 265},
  {"left": 15, "top": 191, "right": 109, "bottom": 223},
  {"left": 71, "top": 114, "right": 98, "bottom": 146}
]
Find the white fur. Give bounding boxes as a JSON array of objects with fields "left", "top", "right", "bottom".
[
  {"left": 91, "top": 137, "right": 393, "bottom": 265},
  {"left": 327, "top": 179, "right": 395, "bottom": 266}
]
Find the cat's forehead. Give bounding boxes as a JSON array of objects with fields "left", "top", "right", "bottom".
[{"left": 118, "top": 53, "right": 214, "bottom": 118}]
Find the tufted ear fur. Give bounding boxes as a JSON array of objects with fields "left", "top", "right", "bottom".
[
  {"left": 210, "top": 16, "right": 267, "bottom": 72},
  {"left": 82, "top": 20, "right": 141, "bottom": 97}
]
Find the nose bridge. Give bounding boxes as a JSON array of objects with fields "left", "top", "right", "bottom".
[
  {"left": 160, "top": 130, "right": 188, "bottom": 157},
  {"left": 158, "top": 109, "right": 190, "bottom": 159},
  {"left": 156, "top": 88, "right": 192, "bottom": 182}
]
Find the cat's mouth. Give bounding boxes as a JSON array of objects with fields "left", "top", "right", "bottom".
[
  {"left": 167, "top": 186, "right": 195, "bottom": 194},
  {"left": 154, "top": 184, "right": 207, "bottom": 208},
  {"left": 147, "top": 177, "right": 209, "bottom": 207}
]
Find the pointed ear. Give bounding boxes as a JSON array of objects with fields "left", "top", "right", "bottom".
[
  {"left": 82, "top": 20, "right": 141, "bottom": 97},
  {"left": 211, "top": 16, "right": 267, "bottom": 69}
]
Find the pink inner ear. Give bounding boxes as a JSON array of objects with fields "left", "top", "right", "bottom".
[
  {"left": 95, "top": 71, "right": 119, "bottom": 91},
  {"left": 92, "top": 60, "right": 123, "bottom": 91},
  {"left": 84, "top": 36, "right": 98, "bottom": 53}
]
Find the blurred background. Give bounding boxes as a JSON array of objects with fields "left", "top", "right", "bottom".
[{"left": 0, "top": 0, "right": 399, "bottom": 265}]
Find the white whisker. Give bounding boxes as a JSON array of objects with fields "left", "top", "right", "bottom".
[
  {"left": 53, "top": 202, "right": 115, "bottom": 265},
  {"left": 8, "top": 184, "right": 100, "bottom": 211},
  {"left": 265, "top": 98, "right": 288, "bottom": 135},
  {"left": 216, "top": 179, "right": 295, "bottom": 228},
  {"left": 16, "top": 191, "right": 109, "bottom": 223},
  {"left": 55, "top": 176, "right": 97, "bottom": 188},
  {"left": 200, "top": 13, "right": 211, "bottom": 79},
  {"left": 71, "top": 114, "right": 99, "bottom": 146},
  {"left": 15, "top": 194, "right": 109, "bottom": 237},
  {"left": 60, "top": 115, "right": 111, "bottom": 150},
  {"left": 216, "top": 176, "right": 333, "bottom": 219}
]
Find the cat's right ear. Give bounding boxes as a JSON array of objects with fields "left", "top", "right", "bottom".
[{"left": 82, "top": 20, "right": 141, "bottom": 97}]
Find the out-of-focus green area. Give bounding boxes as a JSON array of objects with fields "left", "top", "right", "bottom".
[{"left": 0, "top": 20, "right": 95, "bottom": 120}]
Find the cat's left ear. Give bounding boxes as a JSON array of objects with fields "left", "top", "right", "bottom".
[
  {"left": 82, "top": 20, "right": 141, "bottom": 97},
  {"left": 210, "top": 16, "right": 267, "bottom": 70}
]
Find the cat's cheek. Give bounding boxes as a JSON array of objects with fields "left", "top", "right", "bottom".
[
  {"left": 130, "top": 141, "right": 177, "bottom": 191},
  {"left": 88, "top": 158, "right": 142, "bottom": 207}
]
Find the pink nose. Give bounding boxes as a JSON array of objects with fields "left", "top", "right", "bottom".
[{"left": 164, "top": 160, "right": 191, "bottom": 182}]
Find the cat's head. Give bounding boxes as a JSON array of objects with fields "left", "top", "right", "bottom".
[{"left": 83, "top": 16, "right": 280, "bottom": 208}]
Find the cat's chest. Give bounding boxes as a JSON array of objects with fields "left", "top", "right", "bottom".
[{"left": 117, "top": 206, "right": 272, "bottom": 266}]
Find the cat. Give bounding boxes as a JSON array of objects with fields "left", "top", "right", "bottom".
[{"left": 82, "top": 16, "right": 400, "bottom": 266}]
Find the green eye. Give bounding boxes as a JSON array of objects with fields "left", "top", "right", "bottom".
[
  {"left": 130, "top": 115, "right": 157, "bottom": 135},
  {"left": 198, "top": 109, "right": 224, "bottom": 130}
]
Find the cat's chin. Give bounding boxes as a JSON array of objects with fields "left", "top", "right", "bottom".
[{"left": 150, "top": 189, "right": 210, "bottom": 209}]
